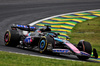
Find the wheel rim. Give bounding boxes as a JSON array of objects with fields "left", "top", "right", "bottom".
[
  {"left": 40, "top": 40, "right": 45, "bottom": 50},
  {"left": 4, "top": 32, "right": 9, "bottom": 42}
]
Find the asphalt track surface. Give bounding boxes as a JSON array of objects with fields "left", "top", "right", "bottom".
[{"left": 0, "top": 0, "right": 100, "bottom": 63}]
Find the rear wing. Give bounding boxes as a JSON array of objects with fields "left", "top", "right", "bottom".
[{"left": 11, "top": 24, "right": 36, "bottom": 31}]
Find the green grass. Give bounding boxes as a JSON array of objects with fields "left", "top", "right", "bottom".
[
  {"left": 0, "top": 51, "right": 99, "bottom": 66},
  {"left": 68, "top": 17, "right": 100, "bottom": 55}
]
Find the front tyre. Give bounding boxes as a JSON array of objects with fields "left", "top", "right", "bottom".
[
  {"left": 77, "top": 41, "right": 92, "bottom": 60},
  {"left": 4, "top": 30, "right": 20, "bottom": 47},
  {"left": 38, "top": 37, "right": 47, "bottom": 53}
]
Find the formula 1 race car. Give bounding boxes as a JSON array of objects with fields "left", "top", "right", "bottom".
[{"left": 4, "top": 24, "right": 98, "bottom": 60}]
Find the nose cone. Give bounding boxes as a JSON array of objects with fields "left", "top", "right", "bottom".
[{"left": 76, "top": 51, "right": 91, "bottom": 58}]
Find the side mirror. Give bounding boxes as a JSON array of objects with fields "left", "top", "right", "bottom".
[
  {"left": 44, "top": 25, "right": 51, "bottom": 27},
  {"left": 56, "top": 33, "right": 60, "bottom": 35},
  {"left": 54, "top": 32, "right": 60, "bottom": 35}
]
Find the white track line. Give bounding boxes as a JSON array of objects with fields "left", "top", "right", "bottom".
[
  {"left": 0, "top": 50, "right": 83, "bottom": 62},
  {"left": 0, "top": 50, "right": 66, "bottom": 60},
  {"left": 0, "top": 50, "right": 92, "bottom": 62},
  {"left": 29, "top": 9, "right": 100, "bottom": 26}
]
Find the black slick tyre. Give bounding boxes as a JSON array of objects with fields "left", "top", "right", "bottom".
[
  {"left": 4, "top": 30, "right": 20, "bottom": 47},
  {"left": 77, "top": 41, "right": 92, "bottom": 60}
]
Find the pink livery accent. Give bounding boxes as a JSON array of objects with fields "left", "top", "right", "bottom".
[{"left": 65, "top": 43, "right": 80, "bottom": 53}]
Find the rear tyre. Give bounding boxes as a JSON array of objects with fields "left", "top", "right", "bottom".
[
  {"left": 38, "top": 37, "right": 47, "bottom": 53},
  {"left": 77, "top": 41, "right": 92, "bottom": 60},
  {"left": 4, "top": 30, "right": 20, "bottom": 47}
]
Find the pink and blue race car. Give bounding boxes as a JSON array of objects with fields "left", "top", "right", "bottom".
[{"left": 4, "top": 24, "right": 98, "bottom": 60}]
